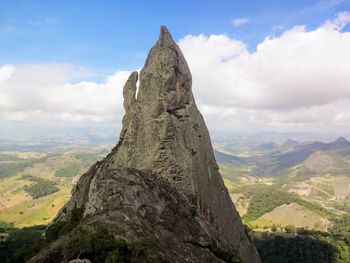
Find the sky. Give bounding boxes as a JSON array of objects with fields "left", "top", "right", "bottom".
[{"left": 1, "top": 0, "right": 350, "bottom": 139}]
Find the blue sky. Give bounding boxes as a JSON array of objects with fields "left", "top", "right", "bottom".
[
  {"left": 1, "top": 0, "right": 350, "bottom": 137},
  {"left": 1, "top": 0, "right": 349, "bottom": 76}
]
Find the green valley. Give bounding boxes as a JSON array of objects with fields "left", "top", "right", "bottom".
[
  {"left": 214, "top": 136, "right": 350, "bottom": 262},
  {"left": 1, "top": 136, "right": 350, "bottom": 262},
  {"left": 0, "top": 149, "right": 103, "bottom": 227}
]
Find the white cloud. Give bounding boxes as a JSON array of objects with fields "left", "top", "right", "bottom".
[
  {"left": 230, "top": 18, "right": 250, "bottom": 27},
  {"left": 1, "top": 12, "right": 350, "bottom": 134},
  {"left": 0, "top": 63, "right": 130, "bottom": 123},
  {"left": 177, "top": 12, "right": 350, "bottom": 132},
  {"left": 323, "top": 11, "right": 350, "bottom": 30},
  {"left": 335, "top": 111, "right": 350, "bottom": 122},
  {"left": 179, "top": 17, "right": 350, "bottom": 112},
  {"left": 0, "top": 65, "right": 15, "bottom": 82}
]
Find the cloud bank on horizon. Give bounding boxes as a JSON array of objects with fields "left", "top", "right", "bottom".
[{"left": 0, "top": 12, "right": 350, "bottom": 133}]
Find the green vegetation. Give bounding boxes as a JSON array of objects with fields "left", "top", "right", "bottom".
[
  {"left": 247, "top": 214, "right": 350, "bottom": 263},
  {"left": 0, "top": 154, "right": 20, "bottom": 162},
  {"left": 23, "top": 177, "right": 59, "bottom": 199},
  {"left": 255, "top": 233, "right": 349, "bottom": 263},
  {"left": 0, "top": 150, "right": 100, "bottom": 228},
  {"left": 0, "top": 225, "right": 45, "bottom": 263},
  {"left": 45, "top": 207, "right": 84, "bottom": 242},
  {"left": 0, "top": 160, "right": 35, "bottom": 179},
  {"left": 253, "top": 223, "right": 350, "bottom": 263},
  {"left": 0, "top": 208, "right": 84, "bottom": 263},
  {"left": 271, "top": 166, "right": 315, "bottom": 188},
  {"left": 330, "top": 215, "right": 350, "bottom": 244},
  {"left": 55, "top": 165, "right": 80, "bottom": 177},
  {"left": 45, "top": 207, "right": 161, "bottom": 262},
  {"left": 54, "top": 153, "right": 100, "bottom": 178},
  {"left": 284, "top": 225, "right": 297, "bottom": 234},
  {"left": 238, "top": 185, "right": 327, "bottom": 222},
  {"left": 21, "top": 175, "right": 40, "bottom": 182},
  {"left": 0, "top": 181, "right": 71, "bottom": 228},
  {"left": 75, "top": 153, "right": 100, "bottom": 167},
  {"left": 0, "top": 220, "right": 14, "bottom": 230},
  {"left": 252, "top": 202, "right": 328, "bottom": 231},
  {"left": 327, "top": 152, "right": 350, "bottom": 176},
  {"left": 270, "top": 224, "right": 277, "bottom": 232},
  {"left": 63, "top": 227, "right": 159, "bottom": 263},
  {"left": 219, "top": 164, "right": 254, "bottom": 184}
]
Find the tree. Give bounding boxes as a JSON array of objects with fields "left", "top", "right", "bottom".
[
  {"left": 271, "top": 224, "right": 277, "bottom": 232},
  {"left": 284, "top": 225, "right": 296, "bottom": 234}
]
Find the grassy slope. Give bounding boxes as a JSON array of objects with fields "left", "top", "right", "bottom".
[
  {"left": 223, "top": 172, "right": 334, "bottom": 231},
  {"left": 0, "top": 184, "right": 71, "bottom": 227},
  {"left": 252, "top": 202, "right": 330, "bottom": 230},
  {"left": 219, "top": 145, "right": 350, "bottom": 223},
  {"left": 0, "top": 151, "right": 100, "bottom": 227}
]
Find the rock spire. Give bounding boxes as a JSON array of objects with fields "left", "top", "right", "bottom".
[
  {"left": 105, "top": 25, "right": 260, "bottom": 262},
  {"left": 30, "top": 26, "right": 260, "bottom": 263}
]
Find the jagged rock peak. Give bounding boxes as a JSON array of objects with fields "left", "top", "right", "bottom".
[
  {"left": 104, "top": 26, "right": 260, "bottom": 262},
  {"left": 156, "top": 25, "right": 175, "bottom": 47},
  {"left": 30, "top": 26, "right": 260, "bottom": 263},
  {"left": 134, "top": 25, "right": 192, "bottom": 113}
]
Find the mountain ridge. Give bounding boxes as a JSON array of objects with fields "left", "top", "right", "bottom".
[{"left": 214, "top": 137, "right": 350, "bottom": 177}]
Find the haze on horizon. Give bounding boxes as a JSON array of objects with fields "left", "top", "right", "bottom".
[{"left": 1, "top": 0, "right": 350, "bottom": 139}]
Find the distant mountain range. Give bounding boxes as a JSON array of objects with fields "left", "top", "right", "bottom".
[
  {"left": 215, "top": 137, "right": 350, "bottom": 177},
  {"left": 257, "top": 141, "right": 280, "bottom": 151},
  {"left": 282, "top": 139, "right": 300, "bottom": 148},
  {"left": 256, "top": 139, "right": 301, "bottom": 152}
]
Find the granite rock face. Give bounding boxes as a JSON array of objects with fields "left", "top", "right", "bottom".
[
  {"left": 105, "top": 25, "right": 259, "bottom": 262},
  {"left": 30, "top": 26, "right": 260, "bottom": 263}
]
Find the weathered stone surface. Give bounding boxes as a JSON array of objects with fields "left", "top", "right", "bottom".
[
  {"left": 30, "top": 168, "right": 233, "bottom": 263},
  {"left": 31, "top": 26, "right": 260, "bottom": 263},
  {"left": 120, "top": 71, "right": 138, "bottom": 142},
  {"left": 104, "top": 25, "right": 260, "bottom": 262}
]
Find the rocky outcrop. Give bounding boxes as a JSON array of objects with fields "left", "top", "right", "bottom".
[
  {"left": 32, "top": 167, "right": 242, "bottom": 263},
  {"left": 31, "top": 26, "right": 260, "bottom": 263}
]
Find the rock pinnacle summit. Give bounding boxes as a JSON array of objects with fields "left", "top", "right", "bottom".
[{"left": 30, "top": 26, "right": 260, "bottom": 263}]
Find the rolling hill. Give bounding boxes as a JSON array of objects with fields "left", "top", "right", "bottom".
[
  {"left": 213, "top": 137, "right": 350, "bottom": 234},
  {"left": 214, "top": 137, "right": 350, "bottom": 178},
  {"left": 0, "top": 150, "right": 101, "bottom": 227}
]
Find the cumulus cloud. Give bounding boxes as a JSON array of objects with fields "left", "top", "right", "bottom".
[
  {"left": 177, "top": 12, "right": 350, "bottom": 131},
  {"left": 1, "top": 12, "right": 350, "bottom": 134},
  {"left": 179, "top": 23, "right": 350, "bottom": 110},
  {"left": 0, "top": 63, "right": 130, "bottom": 123},
  {"left": 230, "top": 18, "right": 250, "bottom": 27}
]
